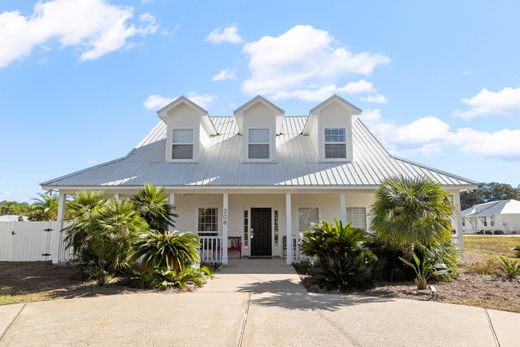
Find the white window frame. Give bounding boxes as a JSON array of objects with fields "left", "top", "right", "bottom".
[
  {"left": 298, "top": 207, "right": 320, "bottom": 233},
  {"left": 197, "top": 207, "right": 219, "bottom": 234},
  {"left": 247, "top": 128, "right": 271, "bottom": 161},
  {"left": 324, "top": 128, "right": 347, "bottom": 160},
  {"left": 171, "top": 127, "right": 195, "bottom": 161},
  {"left": 346, "top": 206, "right": 368, "bottom": 231}
]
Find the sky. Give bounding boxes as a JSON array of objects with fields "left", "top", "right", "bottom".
[{"left": 1, "top": 0, "right": 520, "bottom": 202}]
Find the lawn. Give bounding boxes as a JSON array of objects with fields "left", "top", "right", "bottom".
[{"left": 464, "top": 235, "right": 519, "bottom": 263}]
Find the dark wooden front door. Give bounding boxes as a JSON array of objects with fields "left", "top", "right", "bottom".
[{"left": 250, "top": 208, "right": 272, "bottom": 256}]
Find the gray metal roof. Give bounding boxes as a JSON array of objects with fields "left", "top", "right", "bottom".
[{"left": 42, "top": 116, "right": 476, "bottom": 189}]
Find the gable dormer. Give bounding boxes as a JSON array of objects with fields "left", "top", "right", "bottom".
[
  {"left": 303, "top": 95, "right": 361, "bottom": 163},
  {"left": 157, "top": 96, "right": 217, "bottom": 162},
  {"left": 233, "top": 96, "right": 284, "bottom": 162}
]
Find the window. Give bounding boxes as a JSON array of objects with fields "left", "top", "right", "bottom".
[
  {"left": 347, "top": 207, "right": 367, "bottom": 231},
  {"left": 243, "top": 210, "right": 249, "bottom": 247},
  {"left": 248, "top": 128, "right": 270, "bottom": 159},
  {"left": 198, "top": 208, "right": 218, "bottom": 232},
  {"left": 299, "top": 207, "right": 319, "bottom": 232},
  {"left": 172, "top": 129, "right": 193, "bottom": 159},
  {"left": 274, "top": 210, "right": 279, "bottom": 248},
  {"left": 481, "top": 216, "right": 488, "bottom": 227},
  {"left": 324, "top": 128, "right": 346, "bottom": 159},
  {"left": 490, "top": 215, "right": 495, "bottom": 227}
]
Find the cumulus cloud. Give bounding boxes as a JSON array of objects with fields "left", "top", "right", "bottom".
[
  {"left": 360, "top": 110, "right": 520, "bottom": 160},
  {"left": 0, "top": 0, "right": 157, "bottom": 67},
  {"left": 272, "top": 80, "right": 375, "bottom": 101},
  {"left": 361, "top": 94, "right": 388, "bottom": 104},
  {"left": 454, "top": 86, "right": 520, "bottom": 119},
  {"left": 212, "top": 69, "right": 236, "bottom": 81},
  {"left": 242, "top": 25, "right": 389, "bottom": 100},
  {"left": 143, "top": 93, "right": 215, "bottom": 111},
  {"left": 205, "top": 25, "right": 243, "bottom": 44}
]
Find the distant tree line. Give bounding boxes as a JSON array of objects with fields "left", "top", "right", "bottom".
[
  {"left": 461, "top": 182, "right": 520, "bottom": 210},
  {"left": 0, "top": 192, "right": 58, "bottom": 221}
]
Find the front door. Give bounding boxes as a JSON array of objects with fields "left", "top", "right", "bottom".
[{"left": 250, "top": 208, "right": 272, "bottom": 256}]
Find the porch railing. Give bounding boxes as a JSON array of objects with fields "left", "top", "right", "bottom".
[
  {"left": 283, "top": 236, "right": 314, "bottom": 263},
  {"left": 199, "top": 236, "right": 223, "bottom": 264}
]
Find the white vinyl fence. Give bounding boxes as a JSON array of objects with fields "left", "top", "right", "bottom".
[{"left": 0, "top": 221, "right": 74, "bottom": 262}]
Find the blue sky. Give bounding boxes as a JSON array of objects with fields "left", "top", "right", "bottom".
[{"left": 1, "top": 0, "right": 520, "bottom": 202}]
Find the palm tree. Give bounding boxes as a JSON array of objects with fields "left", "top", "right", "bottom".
[
  {"left": 29, "top": 192, "right": 59, "bottom": 221},
  {"left": 370, "top": 176, "right": 453, "bottom": 252},
  {"left": 132, "top": 184, "right": 177, "bottom": 232}
]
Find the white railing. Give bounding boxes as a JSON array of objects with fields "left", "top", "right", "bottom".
[
  {"left": 283, "top": 236, "right": 313, "bottom": 263},
  {"left": 199, "top": 236, "right": 223, "bottom": 263}
]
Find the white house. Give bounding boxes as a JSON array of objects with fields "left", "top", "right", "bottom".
[
  {"left": 41, "top": 95, "right": 476, "bottom": 264},
  {"left": 461, "top": 199, "right": 520, "bottom": 234}
]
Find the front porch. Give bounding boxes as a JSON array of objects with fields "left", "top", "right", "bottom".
[{"left": 52, "top": 189, "right": 466, "bottom": 265}]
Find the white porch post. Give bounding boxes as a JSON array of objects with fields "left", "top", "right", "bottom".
[
  {"left": 453, "top": 192, "right": 465, "bottom": 262},
  {"left": 222, "top": 192, "right": 229, "bottom": 264},
  {"left": 52, "top": 192, "right": 66, "bottom": 264},
  {"left": 113, "top": 193, "right": 120, "bottom": 200},
  {"left": 285, "top": 192, "right": 293, "bottom": 265},
  {"left": 339, "top": 192, "right": 347, "bottom": 223},
  {"left": 169, "top": 192, "right": 175, "bottom": 233}
]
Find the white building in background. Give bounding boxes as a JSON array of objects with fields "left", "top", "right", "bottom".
[
  {"left": 0, "top": 215, "right": 28, "bottom": 222},
  {"left": 460, "top": 199, "right": 520, "bottom": 234},
  {"left": 41, "top": 95, "right": 476, "bottom": 264}
]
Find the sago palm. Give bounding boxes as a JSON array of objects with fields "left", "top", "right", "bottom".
[
  {"left": 370, "top": 176, "right": 453, "bottom": 252},
  {"left": 132, "top": 184, "right": 177, "bottom": 232},
  {"left": 132, "top": 230, "right": 200, "bottom": 273}
]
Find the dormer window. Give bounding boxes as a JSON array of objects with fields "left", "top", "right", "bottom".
[
  {"left": 324, "top": 128, "right": 346, "bottom": 159},
  {"left": 172, "top": 129, "right": 194, "bottom": 160},
  {"left": 248, "top": 128, "right": 270, "bottom": 159}
]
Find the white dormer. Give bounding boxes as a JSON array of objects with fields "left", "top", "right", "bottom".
[
  {"left": 302, "top": 95, "right": 361, "bottom": 162},
  {"left": 157, "top": 96, "right": 218, "bottom": 162},
  {"left": 233, "top": 95, "right": 284, "bottom": 162}
]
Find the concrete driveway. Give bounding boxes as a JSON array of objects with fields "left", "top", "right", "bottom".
[{"left": 1, "top": 258, "right": 518, "bottom": 347}]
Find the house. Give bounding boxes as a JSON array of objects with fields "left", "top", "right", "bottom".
[
  {"left": 460, "top": 199, "right": 520, "bottom": 234},
  {"left": 0, "top": 215, "right": 28, "bottom": 222},
  {"left": 41, "top": 95, "right": 476, "bottom": 264}
]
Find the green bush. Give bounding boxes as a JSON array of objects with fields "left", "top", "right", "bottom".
[
  {"left": 301, "top": 219, "right": 375, "bottom": 290},
  {"left": 498, "top": 257, "right": 520, "bottom": 280},
  {"left": 131, "top": 230, "right": 201, "bottom": 273},
  {"left": 513, "top": 245, "right": 520, "bottom": 258},
  {"left": 146, "top": 267, "right": 210, "bottom": 290},
  {"left": 132, "top": 184, "right": 177, "bottom": 232}
]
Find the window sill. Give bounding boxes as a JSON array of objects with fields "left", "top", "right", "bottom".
[
  {"left": 242, "top": 159, "right": 277, "bottom": 164},
  {"left": 166, "top": 159, "right": 199, "bottom": 163}
]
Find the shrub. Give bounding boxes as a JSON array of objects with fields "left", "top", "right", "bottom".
[
  {"left": 399, "top": 251, "right": 448, "bottom": 290},
  {"left": 132, "top": 184, "right": 177, "bottom": 232},
  {"left": 498, "top": 257, "right": 520, "bottom": 280},
  {"left": 513, "top": 245, "right": 520, "bottom": 258},
  {"left": 301, "top": 219, "right": 375, "bottom": 290},
  {"left": 148, "top": 267, "right": 210, "bottom": 290},
  {"left": 371, "top": 177, "right": 453, "bottom": 252},
  {"left": 131, "top": 230, "right": 201, "bottom": 273},
  {"left": 366, "top": 238, "right": 415, "bottom": 281}
]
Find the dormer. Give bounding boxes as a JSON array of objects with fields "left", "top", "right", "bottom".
[
  {"left": 233, "top": 96, "right": 284, "bottom": 162},
  {"left": 157, "top": 96, "right": 218, "bottom": 162},
  {"left": 302, "top": 95, "right": 361, "bottom": 163}
]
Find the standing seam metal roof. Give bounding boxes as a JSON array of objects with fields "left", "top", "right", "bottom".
[{"left": 41, "top": 116, "right": 476, "bottom": 188}]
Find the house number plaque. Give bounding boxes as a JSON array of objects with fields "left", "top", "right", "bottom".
[{"left": 223, "top": 208, "right": 228, "bottom": 226}]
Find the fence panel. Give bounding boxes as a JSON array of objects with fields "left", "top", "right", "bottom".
[{"left": 0, "top": 221, "right": 57, "bottom": 261}]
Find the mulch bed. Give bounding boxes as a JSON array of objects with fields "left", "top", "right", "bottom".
[{"left": 298, "top": 271, "right": 520, "bottom": 313}]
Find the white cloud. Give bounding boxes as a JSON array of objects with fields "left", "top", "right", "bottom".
[
  {"left": 360, "top": 110, "right": 520, "bottom": 160},
  {"left": 0, "top": 0, "right": 157, "bottom": 68},
  {"left": 361, "top": 94, "right": 388, "bottom": 104},
  {"left": 454, "top": 86, "right": 520, "bottom": 119},
  {"left": 242, "top": 25, "right": 390, "bottom": 100},
  {"left": 271, "top": 80, "right": 375, "bottom": 101},
  {"left": 143, "top": 93, "right": 215, "bottom": 111},
  {"left": 205, "top": 25, "right": 243, "bottom": 44},
  {"left": 463, "top": 70, "right": 473, "bottom": 75},
  {"left": 212, "top": 69, "right": 236, "bottom": 81}
]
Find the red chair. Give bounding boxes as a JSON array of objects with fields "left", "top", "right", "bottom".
[{"left": 227, "top": 236, "right": 242, "bottom": 258}]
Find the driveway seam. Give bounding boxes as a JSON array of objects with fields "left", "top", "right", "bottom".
[
  {"left": 485, "top": 309, "right": 501, "bottom": 347},
  {"left": 0, "top": 303, "right": 26, "bottom": 342},
  {"left": 237, "top": 291, "right": 252, "bottom": 347}
]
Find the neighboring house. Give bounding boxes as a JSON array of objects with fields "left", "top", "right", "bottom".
[
  {"left": 0, "top": 215, "right": 28, "bottom": 222},
  {"left": 460, "top": 199, "right": 520, "bottom": 234},
  {"left": 41, "top": 95, "right": 476, "bottom": 264}
]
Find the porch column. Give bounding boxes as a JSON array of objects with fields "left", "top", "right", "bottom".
[
  {"left": 52, "top": 191, "right": 66, "bottom": 264},
  {"left": 285, "top": 192, "right": 293, "bottom": 264},
  {"left": 452, "top": 192, "right": 465, "bottom": 262},
  {"left": 339, "top": 192, "right": 347, "bottom": 223},
  {"left": 222, "top": 192, "right": 229, "bottom": 264},
  {"left": 169, "top": 192, "right": 175, "bottom": 233},
  {"left": 113, "top": 193, "right": 120, "bottom": 200}
]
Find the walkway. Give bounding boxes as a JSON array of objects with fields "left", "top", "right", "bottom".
[{"left": 1, "top": 258, "right": 518, "bottom": 346}]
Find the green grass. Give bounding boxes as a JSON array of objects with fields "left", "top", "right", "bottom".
[{"left": 0, "top": 285, "right": 50, "bottom": 306}]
